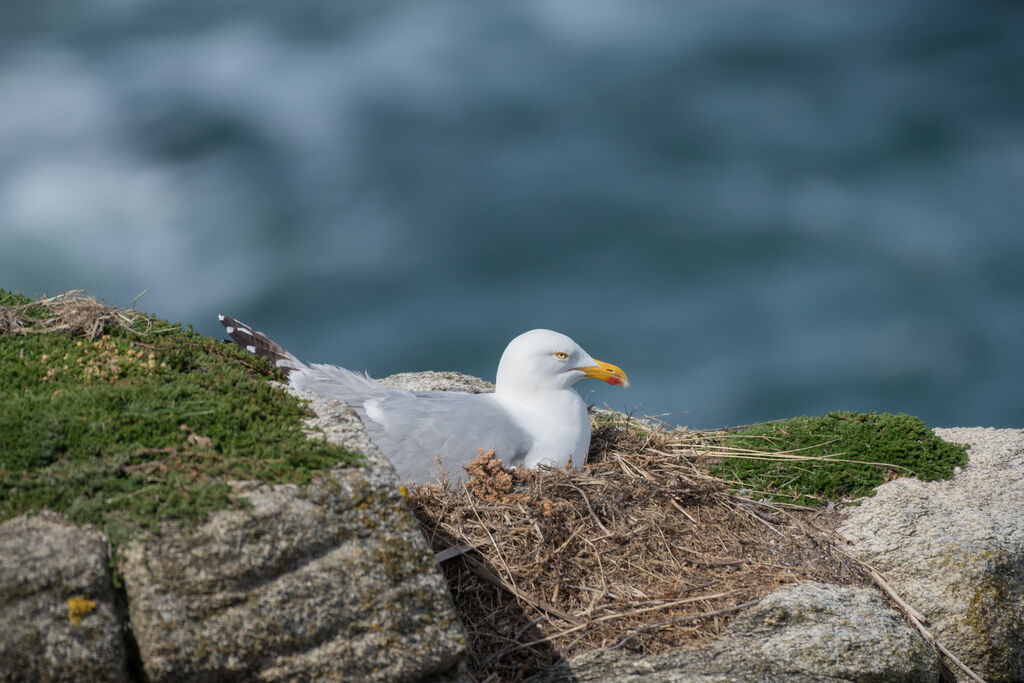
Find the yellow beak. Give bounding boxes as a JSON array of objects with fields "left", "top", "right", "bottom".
[{"left": 577, "top": 359, "right": 629, "bottom": 387}]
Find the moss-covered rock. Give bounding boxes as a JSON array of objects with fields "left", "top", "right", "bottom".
[{"left": 0, "top": 289, "right": 361, "bottom": 553}]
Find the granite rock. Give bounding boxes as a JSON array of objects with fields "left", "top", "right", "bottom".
[
  {"left": 839, "top": 427, "right": 1024, "bottom": 681},
  {"left": 0, "top": 512, "right": 128, "bottom": 682},
  {"left": 529, "top": 582, "right": 942, "bottom": 682},
  {"left": 122, "top": 458, "right": 467, "bottom": 682},
  {"left": 380, "top": 370, "right": 494, "bottom": 394}
]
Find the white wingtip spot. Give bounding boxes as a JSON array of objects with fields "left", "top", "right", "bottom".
[
  {"left": 246, "top": 345, "right": 256, "bottom": 353},
  {"left": 225, "top": 326, "right": 235, "bottom": 334},
  {"left": 218, "top": 314, "right": 225, "bottom": 321},
  {"left": 365, "top": 399, "right": 385, "bottom": 424}
]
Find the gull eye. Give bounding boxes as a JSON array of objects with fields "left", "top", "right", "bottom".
[{"left": 554, "top": 351, "right": 569, "bottom": 360}]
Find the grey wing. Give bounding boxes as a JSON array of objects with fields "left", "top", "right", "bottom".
[
  {"left": 362, "top": 392, "right": 534, "bottom": 484},
  {"left": 289, "top": 363, "right": 532, "bottom": 483}
]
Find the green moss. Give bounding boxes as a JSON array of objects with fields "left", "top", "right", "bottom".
[
  {"left": 712, "top": 411, "right": 967, "bottom": 505},
  {"left": 0, "top": 289, "right": 361, "bottom": 552}
]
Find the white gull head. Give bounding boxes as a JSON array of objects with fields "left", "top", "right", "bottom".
[
  {"left": 495, "top": 329, "right": 629, "bottom": 396},
  {"left": 493, "top": 329, "right": 629, "bottom": 469}
]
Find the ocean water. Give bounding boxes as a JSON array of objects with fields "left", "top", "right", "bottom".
[{"left": 2, "top": 0, "right": 1022, "bottom": 429}]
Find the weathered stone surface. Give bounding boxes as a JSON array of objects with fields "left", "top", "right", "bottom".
[
  {"left": 0, "top": 512, "right": 128, "bottom": 682},
  {"left": 380, "top": 370, "right": 494, "bottom": 394},
  {"left": 294, "top": 386, "right": 390, "bottom": 467},
  {"left": 122, "top": 459, "right": 467, "bottom": 682},
  {"left": 529, "top": 582, "right": 942, "bottom": 682},
  {"left": 839, "top": 427, "right": 1024, "bottom": 682},
  {"left": 8, "top": 397, "right": 1017, "bottom": 682}
]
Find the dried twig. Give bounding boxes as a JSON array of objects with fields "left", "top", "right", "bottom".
[
  {"left": 867, "top": 569, "right": 928, "bottom": 624},
  {"left": 433, "top": 544, "right": 478, "bottom": 563},
  {"left": 611, "top": 599, "right": 760, "bottom": 650},
  {"left": 840, "top": 552, "right": 987, "bottom": 682},
  {"left": 460, "top": 552, "right": 583, "bottom": 626}
]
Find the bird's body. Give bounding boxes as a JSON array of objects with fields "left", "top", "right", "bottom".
[{"left": 218, "top": 315, "right": 628, "bottom": 483}]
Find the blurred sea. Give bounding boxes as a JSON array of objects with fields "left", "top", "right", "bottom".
[{"left": 2, "top": 1, "right": 1023, "bottom": 429}]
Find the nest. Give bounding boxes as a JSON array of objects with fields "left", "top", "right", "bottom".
[
  {"left": 410, "top": 413, "right": 870, "bottom": 681},
  {"left": 0, "top": 290, "right": 152, "bottom": 339}
]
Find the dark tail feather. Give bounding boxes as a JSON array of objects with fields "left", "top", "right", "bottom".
[{"left": 218, "top": 314, "right": 301, "bottom": 373}]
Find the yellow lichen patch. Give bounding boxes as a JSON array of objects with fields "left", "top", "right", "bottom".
[
  {"left": 398, "top": 485, "right": 410, "bottom": 498},
  {"left": 67, "top": 596, "right": 97, "bottom": 626},
  {"left": 38, "top": 333, "right": 171, "bottom": 385}
]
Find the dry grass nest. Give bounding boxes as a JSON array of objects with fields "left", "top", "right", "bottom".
[
  {"left": 410, "top": 411, "right": 872, "bottom": 681},
  {"left": 0, "top": 290, "right": 154, "bottom": 339}
]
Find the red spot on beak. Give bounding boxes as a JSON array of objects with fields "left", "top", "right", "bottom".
[{"left": 579, "top": 359, "right": 629, "bottom": 387}]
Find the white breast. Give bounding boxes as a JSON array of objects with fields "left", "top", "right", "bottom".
[{"left": 496, "top": 389, "right": 591, "bottom": 468}]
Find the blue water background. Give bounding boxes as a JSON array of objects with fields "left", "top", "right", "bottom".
[{"left": 3, "top": 1, "right": 1023, "bottom": 429}]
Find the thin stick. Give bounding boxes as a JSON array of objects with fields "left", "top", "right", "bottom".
[
  {"left": 821, "top": 531, "right": 988, "bottom": 682},
  {"left": 912, "top": 619, "right": 987, "bottom": 683},
  {"left": 433, "top": 543, "right": 478, "bottom": 563},
  {"left": 611, "top": 599, "right": 760, "bottom": 649},
  {"left": 419, "top": 518, "right": 576, "bottom": 624},
  {"left": 867, "top": 569, "right": 927, "bottom": 624},
  {"left": 670, "top": 497, "right": 698, "bottom": 524},
  {"left": 569, "top": 482, "right": 610, "bottom": 534},
  {"left": 865, "top": 568, "right": 986, "bottom": 681},
  {"left": 723, "top": 498, "right": 787, "bottom": 538},
  {"left": 614, "top": 454, "right": 642, "bottom": 479},
  {"left": 690, "top": 450, "right": 915, "bottom": 472},
  {"left": 465, "top": 489, "right": 519, "bottom": 592},
  {"left": 460, "top": 553, "right": 582, "bottom": 626},
  {"left": 494, "top": 590, "right": 745, "bottom": 662}
]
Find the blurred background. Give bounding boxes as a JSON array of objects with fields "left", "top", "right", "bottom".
[{"left": 2, "top": 0, "right": 1022, "bottom": 429}]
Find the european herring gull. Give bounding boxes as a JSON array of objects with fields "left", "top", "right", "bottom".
[{"left": 218, "top": 315, "right": 628, "bottom": 483}]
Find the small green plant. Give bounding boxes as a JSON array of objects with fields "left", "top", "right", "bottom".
[
  {"left": 0, "top": 289, "right": 361, "bottom": 551},
  {"left": 712, "top": 411, "right": 967, "bottom": 506}
]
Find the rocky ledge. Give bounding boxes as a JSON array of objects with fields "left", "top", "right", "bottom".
[
  {"left": 0, "top": 420, "right": 467, "bottom": 682},
  {"left": 1, "top": 367, "right": 1020, "bottom": 682},
  {"left": 528, "top": 426, "right": 1023, "bottom": 683}
]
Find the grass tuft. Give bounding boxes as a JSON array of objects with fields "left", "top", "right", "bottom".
[{"left": 712, "top": 411, "right": 968, "bottom": 505}]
